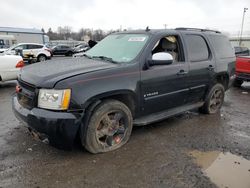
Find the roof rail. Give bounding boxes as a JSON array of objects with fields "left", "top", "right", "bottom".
[{"left": 175, "top": 27, "right": 221, "bottom": 33}]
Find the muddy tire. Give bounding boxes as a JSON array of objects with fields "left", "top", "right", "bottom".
[
  {"left": 37, "top": 54, "right": 47, "bottom": 62},
  {"left": 233, "top": 79, "right": 243, "bottom": 87},
  {"left": 82, "top": 100, "right": 133, "bottom": 154},
  {"left": 200, "top": 83, "right": 225, "bottom": 114}
]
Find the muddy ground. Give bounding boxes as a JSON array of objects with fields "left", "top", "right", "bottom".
[{"left": 0, "top": 80, "right": 250, "bottom": 188}]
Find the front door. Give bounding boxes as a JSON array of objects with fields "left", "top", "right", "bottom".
[{"left": 140, "top": 35, "right": 190, "bottom": 116}]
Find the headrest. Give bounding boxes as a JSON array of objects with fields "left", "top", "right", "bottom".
[{"left": 161, "top": 38, "right": 176, "bottom": 50}]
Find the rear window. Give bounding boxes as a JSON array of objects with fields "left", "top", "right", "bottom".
[
  {"left": 209, "top": 35, "right": 235, "bottom": 59},
  {"left": 185, "top": 35, "right": 210, "bottom": 62}
]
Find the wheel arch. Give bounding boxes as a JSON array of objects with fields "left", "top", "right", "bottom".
[
  {"left": 82, "top": 90, "right": 138, "bottom": 118},
  {"left": 37, "top": 53, "right": 47, "bottom": 60},
  {"left": 214, "top": 72, "right": 229, "bottom": 90}
]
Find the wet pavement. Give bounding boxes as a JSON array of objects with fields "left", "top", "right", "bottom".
[{"left": 0, "top": 81, "right": 250, "bottom": 188}]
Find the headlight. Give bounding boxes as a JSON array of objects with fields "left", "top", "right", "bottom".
[{"left": 38, "top": 89, "right": 71, "bottom": 110}]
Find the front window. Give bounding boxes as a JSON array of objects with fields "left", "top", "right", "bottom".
[{"left": 85, "top": 34, "right": 149, "bottom": 63}]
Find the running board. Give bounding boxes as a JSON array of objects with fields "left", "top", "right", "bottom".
[{"left": 133, "top": 102, "right": 204, "bottom": 126}]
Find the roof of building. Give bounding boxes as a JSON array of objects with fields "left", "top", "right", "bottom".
[
  {"left": 230, "top": 36, "right": 250, "bottom": 41},
  {"left": 0, "top": 27, "right": 43, "bottom": 34}
]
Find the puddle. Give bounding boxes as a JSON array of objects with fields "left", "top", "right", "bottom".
[{"left": 190, "top": 150, "right": 250, "bottom": 188}]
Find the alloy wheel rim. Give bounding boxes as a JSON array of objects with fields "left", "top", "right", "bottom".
[
  {"left": 209, "top": 88, "right": 223, "bottom": 113},
  {"left": 96, "top": 111, "right": 127, "bottom": 148},
  {"left": 39, "top": 56, "right": 46, "bottom": 61}
]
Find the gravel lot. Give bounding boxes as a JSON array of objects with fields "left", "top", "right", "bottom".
[{"left": 0, "top": 59, "right": 250, "bottom": 188}]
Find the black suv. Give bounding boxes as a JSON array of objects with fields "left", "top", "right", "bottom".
[
  {"left": 51, "top": 45, "right": 74, "bottom": 56},
  {"left": 13, "top": 28, "right": 236, "bottom": 153}
]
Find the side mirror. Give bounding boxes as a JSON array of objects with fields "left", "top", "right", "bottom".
[{"left": 149, "top": 52, "right": 173, "bottom": 66}]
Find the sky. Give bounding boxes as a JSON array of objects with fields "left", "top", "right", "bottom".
[{"left": 0, "top": 0, "right": 249, "bottom": 35}]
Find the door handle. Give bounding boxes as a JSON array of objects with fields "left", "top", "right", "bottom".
[
  {"left": 207, "top": 65, "right": 215, "bottom": 71},
  {"left": 177, "top": 70, "right": 188, "bottom": 75}
]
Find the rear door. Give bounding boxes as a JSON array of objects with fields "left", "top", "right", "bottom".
[{"left": 182, "top": 33, "right": 215, "bottom": 103}]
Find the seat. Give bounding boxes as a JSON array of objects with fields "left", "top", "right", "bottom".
[{"left": 161, "top": 38, "right": 178, "bottom": 61}]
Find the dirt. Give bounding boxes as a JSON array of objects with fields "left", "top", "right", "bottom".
[{"left": 0, "top": 81, "right": 250, "bottom": 188}]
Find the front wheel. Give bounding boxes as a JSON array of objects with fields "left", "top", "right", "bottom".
[
  {"left": 200, "top": 83, "right": 225, "bottom": 114},
  {"left": 82, "top": 100, "right": 133, "bottom": 154},
  {"left": 66, "top": 52, "right": 73, "bottom": 56}
]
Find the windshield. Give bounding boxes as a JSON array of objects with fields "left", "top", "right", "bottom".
[{"left": 85, "top": 34, "right": 149, "bottom": 63}]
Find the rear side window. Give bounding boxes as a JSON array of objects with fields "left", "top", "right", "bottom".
[
  {"left": 185, "top": 35, "right": 209, "bottom": 62},
  {"left": 28, "top": 45, "right": 43, "bottom": 49},
  {"left": 62, "top": 46, "right": 70, "bottom": 49},
  {"left": 209, "top": 35, "right": 234, "bottom": 59}
]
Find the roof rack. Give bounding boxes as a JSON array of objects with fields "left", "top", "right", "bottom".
[{"left": 175, "top": 27, "right": 221, "bottom": 33}]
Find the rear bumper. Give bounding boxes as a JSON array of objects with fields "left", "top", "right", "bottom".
[
  {"left": 12, "top": 95, "right": 82, "bottom": 149},
  {"left": 236, "top": 72, "right": 250, "bottom": 81}
]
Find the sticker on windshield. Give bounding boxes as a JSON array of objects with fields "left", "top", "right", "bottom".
[{"left": 128, "top": 37, "right": 146, "bottom": 42}]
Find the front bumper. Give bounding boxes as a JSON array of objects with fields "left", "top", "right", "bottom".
[{"left": 12, "top": 95, "right": 82, "bottom": 149}]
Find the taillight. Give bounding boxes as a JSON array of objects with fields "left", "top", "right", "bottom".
[
  {"left": 16, "top": 60, "right": 25, "bottom": 68},
  {"left": 15, "top": 85, "right": 22, "bottom": 93}
]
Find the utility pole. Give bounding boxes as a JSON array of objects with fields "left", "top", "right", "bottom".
[{"left": 239, "top": 7, "right": 248, "bottom": 46}]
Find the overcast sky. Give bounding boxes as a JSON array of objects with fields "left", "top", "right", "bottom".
[{"left": 0, "top": 0, "right": 249, "bottom": 35}]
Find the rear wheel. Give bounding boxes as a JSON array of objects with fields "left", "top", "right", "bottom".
[
  {"left": 66, "top": 52, "right": 73, "bottom": 56},
  {"left": 200, "top": 83, "right": 225, "bottom": 114},
  {"left": 37, "top": 54, "right": 47, "bottom": 62},
  {"left": 82, "top": 100, "right": 133, "bottom": 154},
  {"left": 233, "top": 79, "right": 243, "bottom": 87}
]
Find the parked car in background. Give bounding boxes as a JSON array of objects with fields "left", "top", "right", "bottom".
[
  {"left": 3, "top": 43, "right": 52, "bottom": 62},
  {"left": 234, "top": 56, "right": 250, "bottom": 87},
  {"left": 73, "top": 43, "right": 89, "bottom": 54},
  {"left": 0, "top": 55, "right": 24, "bottom": 82},
  {"left": 234, "top": 46, "right": 250, "bottom": 56},
  {"left": 51, "top": 45, "right": 74, "bottom": 56}
]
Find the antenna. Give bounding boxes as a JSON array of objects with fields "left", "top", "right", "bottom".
[{"left": 145, "top": 26, "right": 150, "bottom": 32}]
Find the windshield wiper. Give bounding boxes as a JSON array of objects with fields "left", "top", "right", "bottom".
[
  {"left": 82, "top": 53, "right": 92, "bottom": 59},
  {"left": 91, "top": 55, "right": 119, "bottom": 64}
]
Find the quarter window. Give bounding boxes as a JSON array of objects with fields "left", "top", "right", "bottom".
[
  {"left": 185, "top": 35, "right": 209, "bottom": 62},
  {"left": 209, "top": 35, "right": 234, "bottom": 59}
]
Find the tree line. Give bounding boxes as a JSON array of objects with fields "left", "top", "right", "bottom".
[{"left": 42, "top": 26, "right": 120, "bottom": 41}]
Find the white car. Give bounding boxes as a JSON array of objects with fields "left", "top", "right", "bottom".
[
  {"left": 0, "top": 55, "right": 24, "bottom": 82},
  {"left": 4, "top": 43, "right": 52, "bottom": 62}
]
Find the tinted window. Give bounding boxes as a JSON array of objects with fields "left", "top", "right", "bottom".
[
  {"left": 28, "top": 44, "right": 43, "bottom": 49},
  {"left": 0, "top": 40, "right": 4, "bottom": 45},
  {"left": 185, "top": 35, "right": 209, "bottom": 62},
  {"left": 234, "top": 47, "right": 241, "bottom": 53},
  {"left": 14, "top": 45, "right": 27, "bottom": 50},
  {"left": 62, "top": 46, "right": 70, "bottom": 49},
  {"left": 209, "top": 35, "right": 234, "bottom": 59}
]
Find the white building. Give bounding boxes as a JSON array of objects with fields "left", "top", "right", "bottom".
[
  {"left": 0, "top": 27, "right": 49, "bottom": 47},
  {"left": 230, "top": 36, "right": 250, "bottom": 49}
]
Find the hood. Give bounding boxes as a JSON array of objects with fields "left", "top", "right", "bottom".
[{"left": 20, "top": 57, "right": 118, "bottom": 88}]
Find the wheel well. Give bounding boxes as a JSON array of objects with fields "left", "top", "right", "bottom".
[
  {"left": 37, "top": 54, "right": 47, "bottom": 58},
  {"left": 215, "top": 73, "right": 229, "bottom": 90},
  {"left": 86, "top": 93, "right": 136, "bottom": 118}
]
